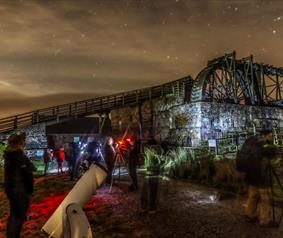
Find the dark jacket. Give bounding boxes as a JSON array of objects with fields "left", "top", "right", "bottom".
[
  {"left": 104, "top": 144, "right": 115, "bottom": 164},
  {"left": 128, "top": 141, "right": 140, "bottom": 166},
  {"left": 4, "top": 149, "right": 36, "bottom": 195},
  {"left": 43, "top": 150, "right": 50, "bottom": 163},
  {"left": 240, "top": 136, "right": 278, "bottom": 187}
]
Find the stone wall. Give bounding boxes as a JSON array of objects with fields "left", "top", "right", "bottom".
[
  {"left": 15, "top": 123, "right": 47, "bottom": 158},
  {"left": 110, "top": 100, "right": 157, "bottom": 140},
  {"left": 7, "top": 97, "right": 283, "bottom": 155},
  {"left": 199, "top": 102, "right": 283, "bottom": 141},
  {"left": 110, "top": 96, "right": 283, "bottom": 147}
]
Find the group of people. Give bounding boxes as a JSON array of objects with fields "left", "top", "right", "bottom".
[
  {"left": 42, "top": 136, "right": 140, "bottom": 188},
  {"left": 43, "top": 146, "right": 66, "bottom": 176},
  {"left": 3, "top": 128, "right": 282, "bottom": 237}
]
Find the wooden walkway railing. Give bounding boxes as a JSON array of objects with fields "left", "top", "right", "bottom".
[{"left": 0, "top": 76, "right": 193, "bottom": 133}]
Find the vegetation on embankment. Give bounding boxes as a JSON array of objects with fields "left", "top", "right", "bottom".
[{"left": 144, "top": 146, "right": 245, "bottom": 193}]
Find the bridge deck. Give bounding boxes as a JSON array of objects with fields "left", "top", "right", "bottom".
[{"left": 0, "top": 76, "right": 193, "bottom": 133}]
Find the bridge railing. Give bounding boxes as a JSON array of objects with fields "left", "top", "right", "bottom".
[{"left": 0, "top": 76, "right": 193, "bottom": 133}]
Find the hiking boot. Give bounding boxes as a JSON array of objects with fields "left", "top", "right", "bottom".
[
  {"left": 148, "top": 210, "right": 157, "bottom": 215},
  {"left": 128, "top": 184, "right": 138, "bottom": 191},
  {"left": 25, "top": 214, "right": 32, "bottom": 221},
  {"left": 259, "top": 221, "right": 278, "bottom": 228},
  {"left": 244, "top": 215, "right": 257, "bottom": 223}
]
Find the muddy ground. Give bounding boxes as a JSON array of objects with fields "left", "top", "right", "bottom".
[{"left": 1, "top": 173, "right": 283, "bottom": 238}]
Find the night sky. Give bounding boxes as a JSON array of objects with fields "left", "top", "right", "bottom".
[{"left": 0, "top": 0, "right": 282, "bottom": 117}]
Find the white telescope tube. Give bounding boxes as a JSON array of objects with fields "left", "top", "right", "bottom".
[
  {"left": 42, "top": 163, "right": 108, "bottom": 238},
  {"left": 64, "top": 203, "right": 93, "bottom": 238}
]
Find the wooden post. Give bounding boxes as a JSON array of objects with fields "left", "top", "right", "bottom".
[
  {"left": 100, "top": 98, "right": 103, "bottom": 110},
  {"left": 13, "top": 116, "right": 18, "bottom": 129},
  {"left": 136, "top": 90, "right": 139, "bottom": 104},
  {"left": 107, "top": 96, "right": 110, "bottom": 110},
  {"left": 32, "top": 111, "right": 39, "bottom": 124},
  {"left": 56, "top": 106, "right": 60, "bottom": 122},
  {"left": 138, "top": 104, "right": 143, "bottom": 141},
  {"left": 85, "top": 101, "right": 88, "bottom": 113},
  {"left": 75, "top": 103, "right": 78, "bottom": 118},
  {"left": 150, "top": 99, "right": 154, "bottom": 140}
]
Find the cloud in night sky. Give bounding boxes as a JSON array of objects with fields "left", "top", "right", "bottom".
[{"left": 0, "top": 0, "right": 283, "bottom": 117}]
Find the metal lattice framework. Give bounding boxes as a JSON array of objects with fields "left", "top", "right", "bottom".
[{"left": 191, "top": 51, "right": 283, "bottom": 106}]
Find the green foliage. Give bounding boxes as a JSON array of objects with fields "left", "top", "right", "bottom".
[
  {"left": 271, "top": 159, "right": 283, "bottom": 202},
  {"left": 174, "top": 112, "right": 189, "bottom": 128},
  {"left": 32, "top": 160, "right": 45, "bottom": 177},
  {"left": 159, "top": 146, "right": 242, "bottom": 192},
  {"left": 143, "top": 147, "right": 160, "bottom": 169},
  {"left": 161, "top": 148, "right": 191, "bottom": 178},
  {"left": 0, "top": 143, "right": 5, "bottom": 167},
  {"left": 0, "top": 144, "right": 5, "bottom": 184},
  {"left": 191, "top": 146, "right": 210, "bottom": 160}
]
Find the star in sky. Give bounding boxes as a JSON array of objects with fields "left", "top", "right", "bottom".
[{"left": 0, "top": 0, "right": 282, "bottom": 117}]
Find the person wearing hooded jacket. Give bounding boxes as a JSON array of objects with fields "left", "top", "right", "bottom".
[
  {"left": 237, "top": 129, "right": 278, "bottom": 227},
  {"left": 4, "top": 133, "right": 36, "bottom": 238}
]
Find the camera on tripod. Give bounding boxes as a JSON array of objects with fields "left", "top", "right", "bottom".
[
  {"left": 114, "top": 136, "right": 135, "bottom": 155},
  {"left": 111, "top": 136, "right": 136, "bottom": 172}
]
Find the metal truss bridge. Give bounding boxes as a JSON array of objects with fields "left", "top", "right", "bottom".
[{"left": 1, "top": 51, "right": 283, "bottom": 134}]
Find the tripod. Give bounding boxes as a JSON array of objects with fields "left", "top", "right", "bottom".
[
  {"left": 270, "top": 163, "right": 283, "bottom": 227},
  {"left": 109, "top": 146, "right": 128, "bottom": 192}
]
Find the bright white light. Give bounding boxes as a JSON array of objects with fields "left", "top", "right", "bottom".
[{"left": 209, "top": 195, "right": 216, "bottom": 201}]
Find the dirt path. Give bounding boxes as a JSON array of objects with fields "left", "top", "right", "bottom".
[
  {"left": 138, "top": 180, "right": 283, "bottom": 238},
  {"left": 1, "top": 175, "right": 283, "bottom": 238},
  {"left": 86, "top": 178, "right": 283, "bottom": 238}
]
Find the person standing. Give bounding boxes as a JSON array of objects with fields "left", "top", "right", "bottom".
[
  {"left": 128, "top": 136, "right": 140, "bottom": 191},
  {"left": 236, "top": 129, "right": 278, "bottom": 226},
  {"left": 56, "top": 146, "right": 65, "bottom": 174},
  {"left": 104, "top": 137, "right": 115, "bottom": 184},
  {"left": 141, "top": 148, "right": 160, "bottom": 214},
  {"left": 4, "top": 133, "right": 36, "bottom": 238},
  {"left": 64, "top": 143, "right": 75, "bottom": 180},
  {"left": 43, "top": 148, "right": 51, "bottom": 176}
]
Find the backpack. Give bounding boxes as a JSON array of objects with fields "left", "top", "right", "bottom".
[
  {"left": 235, "top": 136, "right": 258, "bottom": 173},
  {"left": 236, "top": 149, "right": 248, "bottom": 173}
]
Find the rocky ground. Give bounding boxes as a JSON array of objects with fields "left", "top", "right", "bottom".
[{"left": 1, "top": 172, "right": 283, "bottom": 238}]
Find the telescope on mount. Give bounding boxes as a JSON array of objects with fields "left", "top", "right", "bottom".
[{"left": 42, "top": 163, "right": 108, "bottom": 238}]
